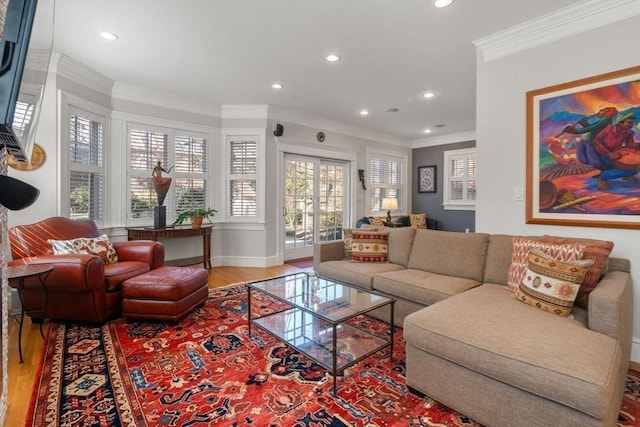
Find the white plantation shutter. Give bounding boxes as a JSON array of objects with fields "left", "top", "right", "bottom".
[
  {"left": 443, "top": 148, "right": 476, "bottom": 210},
  {"left": 68, "top": 110, "right": 104, "bottom": 220},
  {"left": 368, "top": 153, "right": 404, "bottom": 214},
  {"left": 229, "top": 139, "right": 257, "bottom": 217},
  {"left": 12, "top": 101, "right": 34, "bottom": 137},
  {"left": 128, "top": 125, "right": 210, "bottom": 222}
]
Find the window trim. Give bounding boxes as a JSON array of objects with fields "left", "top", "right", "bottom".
[
  {"left": 221, "top": 128, "right": 266, "bottom": 224},
  {"left": 60, "top": 92, "right": 110, "bottom": 227},
  {"left": 126, "top": 122, "right": 212, "bottom": 226},
  {"left": 365, "top": 149, "right": 408, "bottom": 217},
  {"left": 442, "top": 147, "right": 476, "bottom": 211}
]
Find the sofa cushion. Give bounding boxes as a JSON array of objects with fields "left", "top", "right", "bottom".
[
  {"left": 407, "top": 229, "right": 490, "bottom": 282},
  {"left": 374, "top": 269, "right": 480, "bottom": 306},
  {"left": 315, "top": 259, "right": 404, "bottom": 290},
  {"left": 351, "top": 231, "right": 388, "bottom": 262},
  {"left": 514, "top": 247, "right": 592, "bottom": 317},
  {"left": 404, "top": 284, "right": 621, "bottom": 420},
  {"left": 483, "top": 234, "right": 518, "bottom": 285},
  {"left": 506, "top": 237, "right": 585, "bottom": 293},
  {"left": 387, "top": 227, "right": 416, "bottom": 267},
  {"left": 542, "top": 235, "right": 614, "bottom": 309}
]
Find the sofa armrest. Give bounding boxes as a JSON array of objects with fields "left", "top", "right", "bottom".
[
  {"left": 8, "top": 254, "right": 106, "bottom": 292},
  {"left": 588, "top": 270, "right": 633, "bottom": 362},
  {"left": 113, "top": 241, "right": 165, "bottom": 269},
  {"left": 313, "top": 241, "right": 346, "bottom": 271}
]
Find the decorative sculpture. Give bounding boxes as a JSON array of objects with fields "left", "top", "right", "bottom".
[{"left": 152, "top": 161, "right": 173, "bottom": 228}]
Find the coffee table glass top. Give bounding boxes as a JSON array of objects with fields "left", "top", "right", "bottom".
[{"left": 248, "top": 272, "right": 392, "bottom": 323}]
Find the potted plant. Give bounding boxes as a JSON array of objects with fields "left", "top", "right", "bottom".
[{"left": 173, "top": 208, "right": 217, "bottom": 228}]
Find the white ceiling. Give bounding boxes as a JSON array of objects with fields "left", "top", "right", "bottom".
[{"left": 45, "top": 0, "right": 580, "bottom": 141}]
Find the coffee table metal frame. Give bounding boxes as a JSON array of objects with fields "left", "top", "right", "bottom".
[{"left": 247, "top": 272, "right": 395, "bottom": 393}]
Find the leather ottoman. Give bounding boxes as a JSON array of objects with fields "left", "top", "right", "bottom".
[{"left": 122, "top": 266, "right": 208, "bottom": 322}]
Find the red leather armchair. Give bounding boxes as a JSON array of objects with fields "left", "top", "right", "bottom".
[{"left": 9, "top": 217, "right": 165, "bottom": 323}]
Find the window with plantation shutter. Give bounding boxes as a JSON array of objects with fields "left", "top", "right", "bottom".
[
  {"left": 228, "top": 138, "right": 257, "bottom": 217},
  {"left": 443, "top": 148, "right": 476, "bottom": 210},
  {"left": 127, "top": 125, "right": 210, "bottom": 223},
  {"left": 67, "top": 108, "right": 105, "bottom": 222},
  {"left": 367, "top": 152, "right": 405, "bottom": 215}
]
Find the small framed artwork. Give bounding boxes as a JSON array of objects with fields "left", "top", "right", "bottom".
[{"left": 418, "top": 165, "right": 437, "bottom": 193}]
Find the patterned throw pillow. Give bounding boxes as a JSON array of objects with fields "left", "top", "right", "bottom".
[
  {"left": 409, "top": 213, "right": 427, "bottom": 229},
  {"left": 369, "top": 217, "right": 386, "bottom": 227},
  {"left": 351, "top": 231, "right": 388, "bottom": 262},
  {"left": 514, "top": 248, "right": 592, "bottom": 317},
  {"left": 542, "top": 235, "right": 614, "bottom": 308},
  {"left": 506, "top": 237, "right": 585, "bottom": 293},
  {"left": 49, "top": 234, "right": 119, "bottom": 264}
]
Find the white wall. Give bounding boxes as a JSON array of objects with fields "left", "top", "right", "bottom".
[{"left": 476, "top": 16, "right": 640, "bottom": 361}]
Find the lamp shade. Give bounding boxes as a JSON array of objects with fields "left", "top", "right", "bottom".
[
  {"left": 381, "top": 197, "right": 398, "bottom": 211},
  {"left": 0, "top": 175, "right": 40, "bottom": 210}
]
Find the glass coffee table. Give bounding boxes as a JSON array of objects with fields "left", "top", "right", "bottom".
[{"left": 247, "top": 272, "right": 395, "bottom": 393}]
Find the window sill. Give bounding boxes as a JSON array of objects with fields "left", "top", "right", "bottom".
[{"left": 442, "top": 203, "right": 475, "bottom": 211}]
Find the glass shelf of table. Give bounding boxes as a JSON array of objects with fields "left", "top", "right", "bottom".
[
  {"left": 252, "top": 307, "right": 389, "bottom": 372},
  {"left": 249, "top": 273, "right": 393, "bottom": 323}
]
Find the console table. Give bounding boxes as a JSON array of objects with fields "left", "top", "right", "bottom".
[{"left": 126, "top": 225, "right": 213, "bottom": 268}]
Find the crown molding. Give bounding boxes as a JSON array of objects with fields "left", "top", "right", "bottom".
[
  {"left": 412, "top": 131, "right": 476, "bottom": 148},
  {"left": 474, "top": 0, "right": 640, "bottom": 62},
  {"left": 54, "top": 53, "right": 115, "bottom": 95},
  {"left": 221, "top": 105, "right": 269, "bottom": 119},
  {"left": 267, "top": 105, "right": 410, "bottom": 147}
]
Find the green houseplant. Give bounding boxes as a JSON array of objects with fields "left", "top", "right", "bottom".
[{"left": 173, "top": 208, "right": 217, "bottom": 227}]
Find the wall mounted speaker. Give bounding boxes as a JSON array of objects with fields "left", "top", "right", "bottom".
[{"left": 274, "top": 123, "right": 284, "bottom": 137}]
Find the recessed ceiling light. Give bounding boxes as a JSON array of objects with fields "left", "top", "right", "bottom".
[
  {"left": 326, "top": 54, "right": 341, "bottom": 62},
  {"left": 422, "top": 91, "right": 436, "bottom": 99},
  {"left": 360, "top": 110, "right": 369, "bottom": 116},
  {"left": 424, "top": 128, "right": 432, "bottom": 134},
  {"left": 433, "top": 0, "right": 453, "bottom": 8},
  {"left": 99, "top": 31, "right": 118, "bottom": 41},
  {"left": 271, "top": 83, "right": 284, "bottom": 89}
]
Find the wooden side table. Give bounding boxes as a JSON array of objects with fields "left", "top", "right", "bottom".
[
  {"left": 126, "top": 225, "right": 213, "bottom": 268},
  {"left": 2, "top": 264, "right": 53, "bottom": 363}
]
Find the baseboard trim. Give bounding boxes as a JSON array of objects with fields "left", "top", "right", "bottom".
[{"left": 630, "top": 337, "right": 640, "bottom": 366}]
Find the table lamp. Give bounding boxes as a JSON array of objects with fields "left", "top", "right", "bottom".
[{"left": 381, "top": 197, "right": 398, "bottom": 222}]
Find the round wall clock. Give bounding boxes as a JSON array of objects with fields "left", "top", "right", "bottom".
[
  {"left": 316, "top": 131, "right": 325, "bottom": 142},
  {"left": 8, "top": 143, "right": 46, "bottom": 171}
]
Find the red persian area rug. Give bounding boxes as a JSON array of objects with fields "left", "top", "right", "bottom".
[{"left": 27, "top": 283, "right": 640, "bottom": 426}]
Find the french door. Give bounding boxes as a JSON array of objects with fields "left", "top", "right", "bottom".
[{"left": 283, "top": 154, "right": 348, "bottom": 260}]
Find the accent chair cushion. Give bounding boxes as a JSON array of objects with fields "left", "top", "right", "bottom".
[
  {"left": 506, "top": 236, "right": 585, "bottom": 293},
  {"left": 49, "top": 234, "right": 119, "bottom": 264},
  {"left": 541, "top": 235, "right": 614, "bottom": 308},
  {"left": 514, "top": 247, "right": 592, "bottom": 317},
  {"left": 351, "top": 231, "right": 389, "bottom": 262},
  {"left": 409, "top": 213, "right": 427, "bottom": 229}
]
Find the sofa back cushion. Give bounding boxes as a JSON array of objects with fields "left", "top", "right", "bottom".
[
  {"left": 407, "top": 229, "right": 490, "bottom": 282},
  {"left": 387, "top": 227, "right": 416, "bottom": 267},
  {"left": 10, "top": 216, "right": 101, "bottom": 259},
  {"left": 482, "top": 234, "right": 516, "bottom": 285}
]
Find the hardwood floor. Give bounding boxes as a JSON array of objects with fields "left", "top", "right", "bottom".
[{"left": 4, "top": 263, "right": 309, "bottom": 427}]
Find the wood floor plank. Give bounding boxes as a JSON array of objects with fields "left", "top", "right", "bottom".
[{"left": 3, "top": 264, "right": 308, "bottom": 427}]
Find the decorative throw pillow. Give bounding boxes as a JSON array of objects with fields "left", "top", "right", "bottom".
[
  {"left": 49, "top": 234, "right": 119, "bottom": 264},
  {"left": 351, "top": 231, "right": 388, "bottom": 262},
  {"left": 506, "top": 237, "right": 585, "bottom": 293},
  {"left": 409, "top": 213, "right": 427, "bottom": 229},
  {"left": 369, "top": 217, "right": 386, "bottom": 227},
  {"left": 542, "top": 235, "right": 614, "bottom": 308},
  {"left": 514, "top": 248, "right": 592, "bottom": 317},
  {"left": 343, "top": 228, "right": 355, "bottom": 256}
]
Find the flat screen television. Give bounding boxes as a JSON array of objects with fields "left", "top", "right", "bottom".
[{"left": 0, "top": 0, "right": 53, "bottom": 163}]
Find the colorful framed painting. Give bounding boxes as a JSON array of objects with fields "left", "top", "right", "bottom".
[
  {"left": 526, "top": 65, "right": 640, "bottom": 229},
  {"left": 418, "top": 165, "right": 437, "bottom": 193}
]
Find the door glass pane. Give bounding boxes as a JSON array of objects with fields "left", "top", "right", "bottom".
[
  {"left": 319, "top": 163, "right": 344, "bottom": 242},
  {"left": 285, "top": 159, "right": 315, "bottom": 249}
]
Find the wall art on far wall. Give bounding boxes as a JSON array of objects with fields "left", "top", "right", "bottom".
[
  {"left": 418, "top": 165, "right": 437, "bottom": 193},
  {"left": 526, "top": 65, "right": 640, "bottom": 229}
]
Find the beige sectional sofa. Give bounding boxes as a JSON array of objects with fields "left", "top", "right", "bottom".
[{"left": 313, "top": 227, "right": 632, "bottom": 427}]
